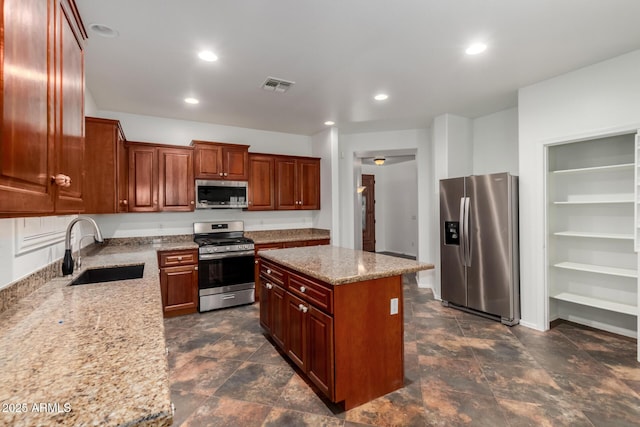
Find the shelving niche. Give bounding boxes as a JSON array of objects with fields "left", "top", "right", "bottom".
[{"left": 547, "top": 133, "right": 638, "bottom": 337}]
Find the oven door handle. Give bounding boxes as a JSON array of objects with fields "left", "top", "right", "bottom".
[{"left": 199, "top": 250, "right": 255, "bottom": 260}]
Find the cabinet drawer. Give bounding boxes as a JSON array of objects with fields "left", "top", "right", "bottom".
[
  {"left": 260, "top": 260, "right": 285, "bottom": 286},
  {"left": 288, "top": 272, "right": 333, "bottom": 313},
  {"left": 158, "top": 249, "right": 198, "bottom": 268}
]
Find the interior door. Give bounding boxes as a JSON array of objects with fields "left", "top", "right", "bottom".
[
  {"left": 466, "top": 173, "right": 513, "bottom": 317},
  {"left": 361, "top": 174, "right": 376, "bottom": 252},
  {"left": 440, "top": 177, "right": 466, "bottom": 306}
]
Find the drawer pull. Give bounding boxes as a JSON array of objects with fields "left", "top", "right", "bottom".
[
  {"left": 266, "top": 283, "right": 273, "bottom": 290},
  {"left": 267, "top": 269, "right": 271, "bottom": 274},
  {"left": 222, "top": 295, "right": 236, "bottom": 300},
  {"left": 177, "top": 256, "right": 183, "bottom": 261},
  {"left": 300, "top": 286, "right": 306, "bottom": 293},
  {"left": 298, "top": 304, "right": 308, "bottom": 313}
]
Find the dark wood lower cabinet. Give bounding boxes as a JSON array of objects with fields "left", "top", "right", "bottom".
[
  {"left": 259, "top": 258, "right": 402, "bottom": 409},
  {"left": 158, "top": 249, "right": 198, "bottom": 317}
]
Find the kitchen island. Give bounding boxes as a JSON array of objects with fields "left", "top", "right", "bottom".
[
  {"left": 258, "top": 245, "right": 433, "bottom": 409},
  {"left": 0, "top": 240, "right": 196, "bottom": 427}
]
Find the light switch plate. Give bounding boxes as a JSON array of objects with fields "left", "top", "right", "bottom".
[{"left": 390, "top": 298, "right": 399, "bottom": 315}]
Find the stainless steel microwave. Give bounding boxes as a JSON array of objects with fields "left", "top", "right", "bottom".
[{"left": 195, "top": 180, "right": 248, "bottom": 209}]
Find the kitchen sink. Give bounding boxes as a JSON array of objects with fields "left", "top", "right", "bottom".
[{"left": 70, "top": 264, "right": 145, "bottom": 286}]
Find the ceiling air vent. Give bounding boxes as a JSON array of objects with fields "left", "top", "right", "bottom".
[{"left": 262, "top": 77, "right": 295, "bottom": 93}]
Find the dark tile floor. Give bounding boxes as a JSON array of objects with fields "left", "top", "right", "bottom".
[{"left": 164, "top": 275, "right": 640, "bottom": 427}]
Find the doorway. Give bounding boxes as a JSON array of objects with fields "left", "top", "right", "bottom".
[{"left": 361, "top": 174, "right": 375, "bottom": 252}]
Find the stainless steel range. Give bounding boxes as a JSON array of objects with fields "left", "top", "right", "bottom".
[{"left": 194, "top": 221, "right": 255, "bottom": 312}]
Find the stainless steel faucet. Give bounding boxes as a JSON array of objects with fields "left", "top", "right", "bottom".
[{"left": 62, "top": 217, "right": 104, "bottom": 276}]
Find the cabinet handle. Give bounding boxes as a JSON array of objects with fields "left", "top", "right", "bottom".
[
  {"left": 51, "top": 174, "right": 71, "bottom": 188},
  {"left": 255, "top": 260, "right": 258, "bottom": 264},
  {"left": 267, "top": 269, "right": 271, "bottom": 274},
  {"left": 123, "top": 200, "right": 128, "bottom": 205},
  {"left": 266, "top": 283, "right": 273, "bottom": 290},
  {"left": 190, "top": 201, "right": 195, "bottom": 205},
  {"left": 177, "top": 256, "right": 183, "bottom": 261},
  {"left": 194, "top": 266, "right": 198, "bottom": 271},
  {"left": 298, "top": 304, "right": 308, "bottom": 313},
  {"left": 224, "top": 172, "right": 228, "bottom": 177},
  {"left": 219, "top": 172, "right": 224, "bottom": 176},
  {"left": 300, "top": 286, "right": 306, "bottom": 293}
]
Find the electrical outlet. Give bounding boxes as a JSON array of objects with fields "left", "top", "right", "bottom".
[{"left": 390, "top": 298, "right": 398, "bottom": 315}]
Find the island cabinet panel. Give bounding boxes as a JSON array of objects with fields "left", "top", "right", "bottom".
[
  {"left": 270, "top": 283, "right": 287, "bottom": 349},
  {"left": 259, "top": 259, "right": 402, "bottom": 409},
  {"left": 158, "top": 249, "right": 199, "bottom": 317}
]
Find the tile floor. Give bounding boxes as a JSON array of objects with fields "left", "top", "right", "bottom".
[{"left": 164, "top": 275, "right": 640, "bottom": 426}]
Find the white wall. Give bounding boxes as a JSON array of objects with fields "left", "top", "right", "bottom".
[
  {"left": 311, "top": 127, "right": 340, "bottom": 241},
  {"left": 518, "top": 49, "right": 640, "bottom": 332},
  {"left": 473, "top": 107, "right": 519, "bottom": 175},
  {"left": 338, "top": 129, "right": 435, "bottom": 288},
  {"left": 89, "top": 111, "right": 320, "bottom": 238},
  {"left": 361, "top": 161, "right": 418, "bottom": 256}
]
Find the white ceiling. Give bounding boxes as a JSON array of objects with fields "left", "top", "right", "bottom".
[{"left": 76, "top": 0, "right": 640, "bottom": 136}]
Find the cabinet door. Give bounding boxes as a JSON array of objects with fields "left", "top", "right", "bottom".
[
  {"left": 0, "top": 0, "right": 56, "bottom": 214},
  {"left": 248, "top": 154, "right": 275, "bottom": 210},
  {"left": 271, "top": 284, "right": 287, "bottom": 349},
  {"left": 53, "top": 0, "right": 85, "bottom": 213},
  {"left": 117, "top": 135, "right": 128, "bottom": 212},
  {"left": 160, "top": 264, "right": 198, "bottom": 317},
  {"left": 275, "top": 157, "right": 297, "bottom": 210},
  {"left": 286, "top": 292, "right": 308, "bottom": 371},
  {"left": 223, "top": 146, "right": 249, "bottom": 180},
  {"left": 259, "top": 277, "right": 272, "bottom": 332},
  {"left": 158, "top": 147, "right": 194, "bottom": 211},
  {"left": 128, "top": 144, "right": 158, "bottom": 212},
  {"left": 298, "top": 158, "right": 320, "bottom": 210},
  {"left": 84, "top": 118, "right": 121, "bottom": 213},
  {"left": 307, "top": 306, "right": 334, "bottom": 398},
  {"left": 194, "top": 143, "right": 223, "bottom": 179}
]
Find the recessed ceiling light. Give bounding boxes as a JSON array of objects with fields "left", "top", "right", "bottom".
[
  {"left": 184, "top": 97, "right": 199, "bottom": 104},
  {"left": 374, "top": 94, "right": 388, "bottom": 101},
  {"left": 89, "top": 23, "right": 119, "bottom": 38},
  {"left": 324, "top": 121, "right": 335, "bottom": 126},
  {"left": 198, "top": 50, "right": 218, "bottom": 62},
  {"left": 465, "top": 42, "right": 487, "bottom": 55}
]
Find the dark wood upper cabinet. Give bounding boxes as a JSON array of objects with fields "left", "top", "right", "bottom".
[
  {"left": 248, "top": 154, "right": 275, "bottom": 210},
  {"left": 127, "top": 143, "right": 159, "bottom": 212},
  {"left": 84, "top": 117, "right": 128, "bottom": 213},
  {"left": 158, "top": 147, "right": 194, "bottom": 211},
  {"left": 275, "top": 156, "right": 320, "bottom": 210},
  {"left": 192, "top": 141, "right": 249, "bottom": 181},
  {"left": 127, "top": 142, "right": 194, "bottom": 213},
  {"left": 0, "top": 0, "right": 87, "bottom": 216}
]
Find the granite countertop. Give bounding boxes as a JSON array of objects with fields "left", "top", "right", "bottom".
[
  {"left": 245, "top": 228, "right": 330, "bottom": 244},
  {"left": 0, "top": 240, "right": 197, "bottom": 427},
  {"left": 259, "top": 245, "right": 434, "bottom": 285}
]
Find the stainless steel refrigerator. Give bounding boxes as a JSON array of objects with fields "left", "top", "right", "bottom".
[{"left": 439, "top": 172, "right": 520, "bottom": 325}]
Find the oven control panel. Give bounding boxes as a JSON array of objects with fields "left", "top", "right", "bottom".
[{"left": 199, "top": 243, "right": 255, "bottom": 254}]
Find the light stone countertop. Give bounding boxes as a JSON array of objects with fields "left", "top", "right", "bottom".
[
  {"left": 259, "top": 245, "right": 434, "bottom": 285},
  {"left": 244, "top": 228, "right": 330, "bottom": 245},
  {"left": 0, "top": 241, "right": 197, "bottom": 427}
]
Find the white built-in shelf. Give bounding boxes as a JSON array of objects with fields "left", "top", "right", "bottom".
[
  {"left": 551, "top": 163, "right": 634, "bottom": 175},
  {"left": 553, "top": 231, "right": 634, "bottom": 240},
  {"left": 554, "top": 261, "right": 637, "bottom": 278},
  {"left": 551, "top": 292, "right": 637, "bottom": 316}
]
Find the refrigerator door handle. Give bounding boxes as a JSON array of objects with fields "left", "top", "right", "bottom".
[
  {"left": 459, "top": 197, "right": 466, "bottom": 265},
  {"left": 464, "top": 196, "right": 471, "bottom": 266}
]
